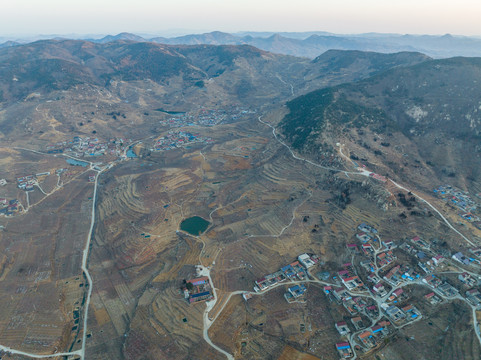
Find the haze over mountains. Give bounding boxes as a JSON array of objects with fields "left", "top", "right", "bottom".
[{"left": 2, "top": 30, "right": 481, "bottom": 58}]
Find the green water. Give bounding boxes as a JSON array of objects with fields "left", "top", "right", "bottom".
[{"left": 180, "top": 216, "right": 210, "bottom": 235}]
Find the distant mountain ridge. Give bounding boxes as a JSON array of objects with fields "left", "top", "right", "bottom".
[
  {"left": 93, "top": 31, "right": 481, "bottom": 58},
  {"left": 3, "top": 31, "right": 481, "bottom": 58}
]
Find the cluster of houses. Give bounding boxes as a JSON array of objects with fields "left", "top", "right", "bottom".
[
  {"left": 434, "top": 185, "right": 477, "bottom": 213},
  {"left": 16, "top": 172, "right": 51, "bottom": 192},
  {"left": 249, "top": 220, "right": 481, "bottom": 358},
  {"left": 356, "top": 320, "right": 390, "bottom": 349},
  {"left": 434, "top": 185, "right": 479, "bottom": 223},
  {"left": 328, "top": 221, "right": 481, "bottom": 356},
  {"left": 253, "top": 254, "right": 320, "bottom": 300},
  {"left": 151, "top": 131, "right": 213, "bottom": 152},
  {"left": 334, "top": 316, "right": 390, "bottom": 357},
  {"left": 0, "top": 198, "right": 20, "bottom": 217},
  {"left": 337, "top": 263, "right": 365, "bottom": 291},
  {"left": 46, "top": 136, "right": 131, "bottom": 158},
  {"left": 324, "top": 285, "right": 373, "bottom": 316},
  {"left": 159, "top": 107, "right": 256, "bottom": 128},
  {"left": 422, "top": 275, "right": 459, "bottom": 298},
  {"left": 182, "top": 276, "right": 214, "bottom": 304},
  {"left": 17, "top": 174, "right": 37, "bottom": 191},
  {"left": 382, "top": 303, "right": 421, "bottom": 325}
]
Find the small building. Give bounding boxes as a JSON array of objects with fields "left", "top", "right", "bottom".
[
  {"left": 336, "top": 342, "right": 353, "bottom": 359},
  {"left": 392, "top": 288, "right": 403, "bottom": 298},
  {"left": 358, "top": 223, "right": 378, "bottom": 234},
  {"left": 242, "top": 292, "right": 252, "bottom": 301},
  {"left": 318, "top": 271, "right": 330, "bottom": 281},
  {"left": 452, "top": 252, "right": 470, "bottom": 265},
  {"left": 371, "top": 324, "right": 385, "bottom": 336},
  {"left": 437, "top": 282, "right": 459, "bottom": 298},
  {"left": 365, "top": 305, "right": 379, "bottom": 319},
  {"left": 332, "top": 287, "right": 351, "bottom": 302},
  {"left": 424, "top": 292, "right": 442, "bottom": 305},
  {"left": 356, "top": 232, "right": 372, "bottom": 243},
  {"left": 373, "top": 282, "right": 387, "bottom": 297},
  {"left": 284, "top": 284, "right": 307, "bottom": 303},
  {"left": 382, "top": 239, "right": 396, "bottom": 249},
  {"left": 466, "top": 289, "right": 481, "bottom": 307},
  {"left": 346, "top": 243, "right": 358, "bottom": 252},
  {"left": 383, "top": 265, "right": 402, "bottom": 286},
  {"left": 298, "top": 253, "right": 315, "bottom": 268},
  {"left": 458, "top": 273, "right": 477, "bottom": 287},
  {"left": 189, "top": 291, "right": 213, "bottom": 303},
  {"left": 401, "top": 304, "right": 421, "bottom": 320},
  {"left": 335, "top": 321, "right": 350, "bottom": 335},
  {"left": 358, "top": 330, "right": 375, "bottom": 348},
  {"left": 385, "top": 305, "right": 406, "bottom": 323},
  {"left": 432, "top": 255, "right": 445, "bottom": 266},
  {"left": 342, "top": 275, "right": 364, "bottom": 290},
  {"left": 423, "top": 274, "right": 442, "bottom": 288},
  {"left": 187, "top": 276, "right": 209, "bottom": 286},
  {"left": 351, "top": 316, "right": 364, "bottom": 330}
]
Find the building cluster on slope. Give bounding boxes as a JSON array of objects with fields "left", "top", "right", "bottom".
[
  {"left": 434, "top": 185, "right": 480, "bottom": 223},
  {"left": 325, "top": 221, "right": 481, "bottom": 357},
  {"left": 16, "top": 172, "right": 51, "bottom": 192},
  {"left": 0, "top": 198, "right": 20, "bottom": 217},
  {"left": 46, "top": 136, "right": 131, "bottom": 158},
  {"left": 183, "top": 216, "right": 481, "bottom": 359},
  {"left": 151, "top": 131, "right": 213, "bottom": 152},
  {"left": 159, "top": 107, "right": 256, "bottom": 128},
  {"left": 253, "top": 253, "right": 320, "bottom": 302}
]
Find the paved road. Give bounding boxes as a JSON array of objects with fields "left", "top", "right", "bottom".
[
  {"left": 79, "top": 165, "right": 106, "bottom": 359},
  {"left": 0, "top": 149, "right": 111, "bottom": 360}
]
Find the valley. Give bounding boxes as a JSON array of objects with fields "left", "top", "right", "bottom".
[{"left": 0, "top": 40, "right": 481, "bottom": 360}]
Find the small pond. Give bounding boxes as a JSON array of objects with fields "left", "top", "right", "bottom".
[
  {"left": 180, "top": 216, "right": 210, "bottom": 235},
  {"left": 66, "top": 158, "right": 89, "bottom": 167},
  {"left": 126, "top": 149, "right": 137, "bottom": 158}
]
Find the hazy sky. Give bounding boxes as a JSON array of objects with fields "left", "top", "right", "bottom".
[{"left": 1, "top": 0, "right": 481, "bottom": 37}]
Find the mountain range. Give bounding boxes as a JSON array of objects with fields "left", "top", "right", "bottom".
[{"left": 2, "top": 31, "right": 481, "bottom": 58}]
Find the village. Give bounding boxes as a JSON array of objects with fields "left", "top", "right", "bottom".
[
  {"left": 434, "top": 184, "right": 481, "bottom": 223},
  {"left": 158, "top": 106, "right": 256, "bottom": 128},
  {"left": 151, "top": 130, "right": 213, "bottom": 152},
  {"left": 220, "top": 222, "right": 481, "bottom": 359},
  {"left": 45, "top": 136, "right": 133, "bottom": 158}
]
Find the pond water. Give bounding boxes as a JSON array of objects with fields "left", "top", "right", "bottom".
[
  {"left": 180, "top": 216, "right": 210, "bottom": 235},
  {"left": 126, "top": 149, "right": 137, "bottom": 158},
  {"left": 66, "top": 158, "right": 89, "bottom": 167}
]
